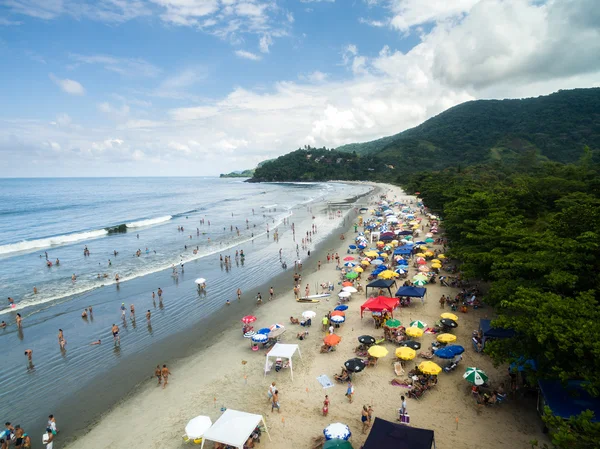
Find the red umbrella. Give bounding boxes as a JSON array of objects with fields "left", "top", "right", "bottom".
[
  {"left": 331, "top": 310, "right": 345, "bottom": 317},
  {"left": 241, "top": 315, "right": 257, "bottom": 324},
  {"left": 343, "top": 256, "right": 355, "bottom": 261},
  {"left": 342, "top": 281, "right": 353, "bottom": 287}
]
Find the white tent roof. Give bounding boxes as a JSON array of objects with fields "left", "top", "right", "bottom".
[
  {"left": 201, "top": 409, "right": 265, "bottom": 449},
  {"left": 266, "top": 343, "right": 299, "bottom": 359}
]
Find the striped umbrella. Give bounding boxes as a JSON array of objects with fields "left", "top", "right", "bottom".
[
  {"left": 410, "top": 320, "right": 427, "bottom": 329},
  {"left": 463, "top": 367, "right": 488, "bottom": 385},
  {"left": 241, "top": 315, "right": 257, "bottom": 324},
  {"left": 324, "top": 423, "right": 351, "bottom": 441},
  {"left": 251, "top": 333, "right": 268, "bottom": 343},
  {"left": 330, "top": 315, "right": 346, "bottom": 324}
]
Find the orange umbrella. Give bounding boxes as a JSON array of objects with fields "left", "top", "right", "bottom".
[
  {"left": 323, "top": 334, "right": 341, "bottom": 346},
  {"left": 331, "top": 310, "right": 345, "bottom": 317},
  {"left": 342, "top": 281, "right": 353, "bottom": 287}
]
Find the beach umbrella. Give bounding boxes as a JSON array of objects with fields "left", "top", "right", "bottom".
[
  {"left": 342, "top": 286, "right": 358, "bottom": 293},
  {"left": 251, "top": 333, "right": 268, "bottom": 343},
  {"left": 401, "top": 340, "right": 421, "bottom": 350},
  {"left": 418, "top": 361, "right": 442, "bottom": 375},
  {"left": 413, "top": 274, "right": 428, "bottom": 281},
  {"left": 345, "top": 272, "right": 359, "bottom": 279},
  {"left": 370, "top": 259, "right": 384, "bottom": 266},
  {"left": 440, "top": 318, "right": 458, "bottom": 328},
  {"left": 364, "top": 251, "right": 378, "bottom": 258},
  {"left": 441, "top": 313, "right": 458, "bottom": 321},
  {"left": 424, "top": 251, "right": 434, "bottom": 257},
  {"left": 330, "top": 315, "right": 346, "bottom": 324},
  {"left": 417, "top": 259, "right": 427, "bottom": 265},
  {"left": 269, "top": 323, "right": 284, "bottom": 331},
  {"left": 413, "top": 279, "right": 427, "bottom": 286},
  {"left": 418, "top": 265, "right": 429, "bottom": 272},
  {"left": 444, "top": 345, "right": 465, "bottom": 355},
  {"left": 345, "top": 358, "right": 367, "bottom": 372},
  {"left": 334, "top": 305, "right": 348, "bottom": 311},
  {"left": 395, "top": 268, "right": 406, "bottom": 275},
  {"left": 410, "top": 320, "right": 427, "bottom": 329},
  {"left": 379, "top": 252, "right": 389, "bottom": 258},
  {"left": 434, "top": 347, "right": 458, "bottom": 359},
  {"left": 425, "top": 238, "right": 435, "bottom": 243},
  {"left": 268, "top": 324, "right": 286, "bottom": 338},
  {"left": 302, "top": 310, "right": 316, "bottom": 319},
  {"left": 415, "top": 253, "right": 426, "bottom": 258},
  {"left": 331, "top": 310, "right": 345, "bottom": 317},
  {"left": 344, "top": 262, "right": 356, "bottom": 268},
  {"left": 360, "top": 260, "right": 371, "bottom": 266},
  {"left": 343, "top": 256, "right": 355, "bottom": 261},
  {"left": 431, "top": 263, "right": 442, "bottom": 269},
  {"left": 405, "top": 327, "right": 424, "bottom": 338},
  {"left": 338, "top": 291, "right": 351, "bottom": 298},
  {"left": 431, "top": 259, "right": 441, "bottom": 264},
  {"left": 185, "top": 415, "right": 212, "bottom": 440},
  {"left": 357, "top": 335, "right": 375, "bottom": 345},
  {"left": 437, "top": 254, "right": 446, "bottom": 259},
  {"left": 241, "top": 315, "right": 257, "bottom": 324},
  {"left": 385, "top": 319, "right": 402, "bottom": 328},
  {"left": 425, "top": 233, "right": 433, "bottom": 238},
  {"left": 464, "top": 367, "right": 488, "bottom": 386},
  {"left": 194, "top": 278, "right": 206, "bottom": 284},
  {"left": 323, "top": 439, "right": 353, "bottom": 449},
  {"left": 353, "top": 266, "right": 364, "bottom": 273},
  {"left": 324, "top": 423, "right": 351, "bottom": 441},
  {"left": 243, "top": 331, "right": 256, "bottom": 338},
  {"left": 324, "top": 334, "right": 342, "bottom": 346},
  {"left": 342, "top": 281, "right": 353, "bottom": 287},
  {"left": 257, "top": 327, "right": 271, "bottom": 335},
  {"left": 348, "top": 245, "right": 357, "bottom": 250},
  {"left": 368, "top": 345, "right": 389, "bottom": 358},
  {"left": 396, "top": 347, "right": 416, "bottom": 360},
  {"left": 437, "top": 333, "right": 457, "bottom": 343}
]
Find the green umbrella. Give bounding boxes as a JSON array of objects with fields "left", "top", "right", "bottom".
[
  {"left": 413, "top": 274, "right": 428, "bottom": 281},
  {"left": 410, "top": 320, "right": 427, "bottom": 329},
  {"left": 463, "top": 367, "right": 488, "bottom": 385},
  {"left": 323, "top": 439, "right": 353, "bottom": 449},
  {"left": 425, "top": 238, "right": 435, "bottom": 243},
  {"left": 345, "top": 271, "right": 359, "bottom": 279},
  {"left": 385, "top": 319, "right": 401, "bottom": 328},
  {"left": 413, "top": 279, "right": 427, "bottom": 286}
]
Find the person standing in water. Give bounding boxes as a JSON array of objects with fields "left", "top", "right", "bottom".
[
  {"left": 112, "top": 324, "right": 120, "bottom": 343},
  {"left": 146, "top": 310, "right": 151, "bottom": 323},
  {"left": 237, "top": 288, "right": 242, "bottom": 300},
  {"left": 161, "top": 364, "right": 171, "bottom": 389}
]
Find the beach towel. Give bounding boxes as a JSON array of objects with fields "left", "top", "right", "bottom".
[
  {"left": 317, "top": 374, "right": 334, "bottom": 389},
  {"left": 425, "top": 328, "right": 437, "bottom": 334}
]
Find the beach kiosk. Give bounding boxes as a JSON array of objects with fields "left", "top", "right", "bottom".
[
  {"left": 264, "top": 343, "right": 302, "bottom": 380},
  {"left": 363, "top": 417, "right": 436, "bottom": 449},
  {"left": 200, "top": 409, "right": 271, "bottom": 449}
]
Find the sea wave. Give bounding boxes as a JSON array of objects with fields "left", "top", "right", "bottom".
[
  {"left": 0, "top": 229, "right": 109, "bottom": 256},
  {"left": 126, "top": 215, "right": 173, "bottom": 228}
]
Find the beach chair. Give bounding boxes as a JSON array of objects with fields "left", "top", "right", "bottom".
[{"left": 394, "top": 362, "right": 405, "bottom": 376}]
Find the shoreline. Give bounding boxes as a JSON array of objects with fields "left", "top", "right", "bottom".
[{"left": 63, "top": 182, "right": 548, "bottom": 449}]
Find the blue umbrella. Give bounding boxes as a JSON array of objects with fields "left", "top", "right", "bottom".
[
  {"left": 357, "top": 244, "right": 366, "bottom": 249},
  {"left": 257, "top": 327, "right": 271, "bottom": 335},
  {"left": 415, "top": 241, "right": 426, "bottom": 245},
  {"left": 324, "top": 423, "right": 351, "bottom": 441},
  {"left": 434, "top": 345, "right": 464, "bottom": 359},
  {"left": 334, "top": 305, "right": 348, "bottom": 311},
  {"left": 348, "top": 245, "right": 357, "bottom": 250},
  {"left": 251, "top": 333, "right": 268, "bottom": 343},
  {"left": 445, "top": 345, "right": 465, "bottom": 355},
  {"left": 344, "top": 262, "right": 356, "bottom": 267}
]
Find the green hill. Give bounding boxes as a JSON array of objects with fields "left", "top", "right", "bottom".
[{"left": 336, "top": 88, "right": 600, "bottom": 170}]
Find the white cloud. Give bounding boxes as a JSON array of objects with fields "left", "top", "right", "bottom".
[
  {"left": 49, "top": 73, "right": 85, "bottom": 95},
  {"left": 98, "top": 102, "right": 130, "bottom": 116},
  {"left": 300, "top": 71, "right": 328, "bottom": 83},
  {"left": 235, "top": 49, "right": 262, "bottom": 61},
  {"left": 3, "top": 0, "right": 150, "bottom": 22},
  {"left": 259, "top": 34, "right": 273, "bottom": 53},
  {"left": 150, "top": 0, "right": 219, "bottom": 26},
  {"left": 69, "top": 53, "right": 161, "bottom": 77},
  {"left": 55, "top": 113, "right": 72, "bottom": 126},
  {"left": 286, "top": 12, "right": 294, "bottom": 23},
  {"left": 0, "top": 17, "right": 23, "bottom": 25},
  {"left": 387, "top": 0, "right": 480, "bottom": 31},
  {"left": 359, "top": 17, "right": 386, "bottom": 27}
]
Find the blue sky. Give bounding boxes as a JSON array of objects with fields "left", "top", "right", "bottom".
[{"left": 1, "top": 0, "right": 599, "bottom": 177}]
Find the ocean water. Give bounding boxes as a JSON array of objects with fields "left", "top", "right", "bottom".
[{"left": 0, "top": 177, "right": 372, "bottom": 436}]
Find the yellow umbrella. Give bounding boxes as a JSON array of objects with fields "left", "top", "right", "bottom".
[
  {"left": 431, "top": 259, "right": 441, "bottom": 264},
  {"left": 440, "top": 313, "right": 458, "bottom": 321},
  {"left": 379, "top": 253, "right": 389, "bottom": 259},
  {"left": 378, "top": 270, "right": 397, "bottom": 279},
  {"left": 358, "top": 216, "right": 363, "bottom": 219},
  {"left": 418, "top": 361, "right": 442, "bottom": 375},
  {"left": 415, "top": 252, "right": 426, "bottom": 257},
  {"left": 368, "top": 345, "right": 389, "bottom": 358},
  {"left": 431, "top": 263, "right": 442, "bottom": 269},
  {"left": 405, "top": 327, "right": 424, "bottom": 338},
  {"left": 364, "top": 251, "right": 378, "bottom": 258},
  {"left": 437, "top": 254, "right": 446, "bottom": 259},
  {"left": 376, "top": 241, "right": 384, "bottom": 245},
  {"left": 361, "top": 260, "right": 371, "bottom": 266},
  {"left": 424, "top": 251, "right": 434, "bottom": 257},
  {"left": 353, "top": 266, "right": 364, "bottom": 273},
  {"left": 396, "top": 347, "right": 416, "bottom": 360},
  {"left": 391, "top": 240, "right": 399, "bottom": 246},
  {"left": 437, "top": 333, "right": 457, "bottom": 343},
  {"left": 419, "top": 245, "right": 429, "bottom": 250}
]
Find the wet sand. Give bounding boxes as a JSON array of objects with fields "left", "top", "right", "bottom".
[{"left": 63, "top": 183, "right": 549, "bottom": 449}]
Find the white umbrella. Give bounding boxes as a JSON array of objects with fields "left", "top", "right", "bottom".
[
  {"left": 324, "top": 423, "right": 351, "bottom": 440},
  {"left": 342, "top": 286, "right": 358, "bottom": 293},
  {"left": 194, "top": 278, "right": 206, "bottom": 285},
  {"left": 330, "top": 315, "right": 345, "bottom": 323},
  {"left": 302, "top": 310, "right": 316, "bottom": 319},
  {"left": 185, "top": 415, "right": 212, "bottom": 439},
  {"left": 338, "top": 291, "right": 351, "bottom": 298}
]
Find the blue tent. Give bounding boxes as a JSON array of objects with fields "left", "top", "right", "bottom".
[
  {"left": 363, "top": 418, "right": 435, "bottom": 449},
  {"left": 394, "top": 247, "right": 412, "bottom": 255},
  {"left": 395, "top": 286, "right": 427, "bottom": 298},
  {"left": 479, "top": 319, "right": 515, "bottom": 344},
  {"left": 538, "top": 380, "right": 600, "bottom": 422}
]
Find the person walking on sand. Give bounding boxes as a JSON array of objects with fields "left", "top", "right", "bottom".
[
  {"left": 271, "top": 389, "right": 280, "bottom": 413},
  {"left": 322, "top": 315, "right": 329, "bottom": 331},
  {"left": 161, "top": 364, "right": 171, "bottom": 389},
  {"left": 256, "top": 292, "right": 262, "bottom": 304},
  {"left": 361, "top": 405, "right": 370, "bottom": 434},
  {"left": 346, "top": 381, "right": 354, "bottom": 403},
  {"left": 322, "top": 395, "right": 330, "bottom": 416},
  {"left": 267, "top": 381, "right": 276, "bottom": 402},
  {"left": 293, "top": 285, "right": 299, "bottom": 299},
  {"left": 269, "top": 287, "right": 274, "bottom": 301},
  {"left": 305, "top": 284, "right": 310, "bottom": 297},
  {"left": 155, "top": 365, "right": 162, "bottom": 386},
  {"left": 112, "top": 324, "right": 120, "bottom": 344}
]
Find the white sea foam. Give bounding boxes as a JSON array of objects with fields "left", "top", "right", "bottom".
[
  {"left": 126, "top": 215, "right": 172, "bottom": 228},
  {"left": 0, "top": 229, "right": 109, "bottom": 256}
]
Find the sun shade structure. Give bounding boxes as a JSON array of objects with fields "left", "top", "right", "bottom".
[
  {"left": 360, "top": 296, "right": 399, "bottom": 318},
  {"left": 363, "top": 418, "right": 435, "bottom": 449},
  {"left": 200, "top": 409, "right": 271, "bottom": 449},
  {"left": 264, "top": 344, "right": 302, "bottom": 380},
  {"left": 365, "top": 279, "right": 396, "bottom": 297},
  {"left": 538, "top": 380, "right": 600, "bottom": 422},
  {"left": 396, "top": 286, "right": 427, "bottom": 298}
]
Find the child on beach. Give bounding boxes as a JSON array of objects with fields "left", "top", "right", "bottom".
[
  {"left": 322, "top": 395, "right": 330, "bottom": 416},
  {"left": 345, "top": 381, "right": 354, "bottom": 403}
]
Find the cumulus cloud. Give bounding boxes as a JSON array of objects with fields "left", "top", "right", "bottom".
[
  {"left": 49, "top": 73, "right": 85, "bottom": 95},
  {"left": 259, "top": 34, "right": 273, "bottom": 53}
]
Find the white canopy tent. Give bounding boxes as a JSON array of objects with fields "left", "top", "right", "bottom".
[
  {"left": 200, "top": 409, "right": 270, "bottom": 449},
  {"left": 264, "top": 343, "right": 302, "bottom": 380}
]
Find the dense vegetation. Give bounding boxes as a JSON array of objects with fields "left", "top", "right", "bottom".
[
  {"left": 219, "top": 169, "right": 255, "bottom": 178},
  {"left": 402, "top": 151, "right": 600, "bottom": 448},
  {"left": 249, "top": 147, "right": 393, "bottom": 182},
  {"left": 337, "top": 88, "right": 600, "bottom": 172}
]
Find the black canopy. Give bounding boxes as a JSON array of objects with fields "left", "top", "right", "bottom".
[
  {"left": 363, "top": 418, "right": 435, "bottom": 449},
  {"left": 395, "top": 286, "right": 427, "bottom": 298},
  {"left": 365, "top": 279, "right": 396, "bottom": 297}
]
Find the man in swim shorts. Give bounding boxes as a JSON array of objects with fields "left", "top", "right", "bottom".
[
  {"left": 155, "top": 365, "right": 162, "bottom": 386},
  {"left": 161, "top": 364, "right": 171, "bottom": 389},
  {"left": 112, "top": 324, "right": 120, "bottom": 343}
]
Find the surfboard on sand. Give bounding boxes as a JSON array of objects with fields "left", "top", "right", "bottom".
[
  {"left": 296, "top": 298, "right": 321, "bottom": 303},
  {"left": 296, "top": 293, "right": 330, "bottom": 303}
]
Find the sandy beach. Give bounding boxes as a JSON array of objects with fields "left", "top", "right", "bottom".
[{"left": 64, "top": 183, "right": 548, "bottom": 449}]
